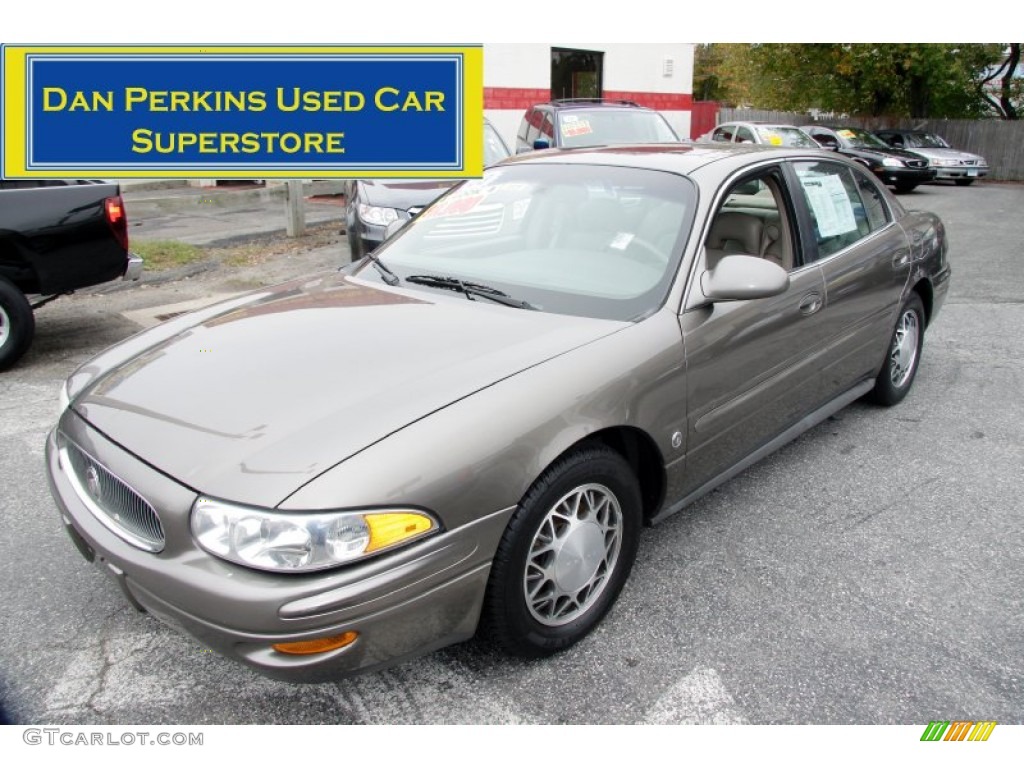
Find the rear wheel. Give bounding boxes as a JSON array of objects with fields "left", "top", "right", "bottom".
[
  {"left": 869, "top": 293, "right": 925, "bottom": 406},
  {"left": 954, "top": 179, "right": 974, "bottom": 187},
  {"left": 482, "top": 445, "right": 641, "bottom": 657},
  {"left": 0, "top": 278, "right": 35, "bottom": 372}
]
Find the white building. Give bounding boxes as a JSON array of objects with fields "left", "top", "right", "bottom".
[{"left": 484, "top": 43, "right": 695, "bottom": 147}]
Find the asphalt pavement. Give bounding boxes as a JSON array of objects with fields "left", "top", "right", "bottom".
[{"left": 0, "top": 180, "right": 1021, "bottom": 726}]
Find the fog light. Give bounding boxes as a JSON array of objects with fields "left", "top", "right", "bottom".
[{"left": 272, "top": 631, "right": 359, "bottom": 655}]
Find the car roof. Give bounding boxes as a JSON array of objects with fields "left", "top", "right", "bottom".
[
  {"left": 722, "top": 121, "right": 803, "bottom": 128},
  {"left": 533, "top": 99, "right": 656, "bottom": 112},
  {"left": 498, "top": 142, "right": 837, "bottom": 176}
]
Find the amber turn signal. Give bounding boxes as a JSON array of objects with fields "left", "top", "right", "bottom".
[{"left": 272, "top": 631, "right": 359, "bottom": 655}]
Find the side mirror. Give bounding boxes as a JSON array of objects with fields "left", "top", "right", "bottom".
[
  {"left": 384, "top": 219, "right": 408, "bottom": 240},
  {"left": 533, "top": 138, "right": 551, "bottom": 150},
  {"left": 701, "top": 254, "right": 789, "bottom": 301}
]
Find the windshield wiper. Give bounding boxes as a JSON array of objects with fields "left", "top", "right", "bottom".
[
  {"left": 363, "top": 251, "right": 400, "bottom": 286},
  {"left": 406, "top": 274, "right": 538, "bottom": 310}
]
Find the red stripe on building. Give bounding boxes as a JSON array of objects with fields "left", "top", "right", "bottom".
[
  {"left": 484, "top": 87, "right": 692, "bottom": 111},
  {"left": 483, "top": 87, "right": 551, "bottom": 110}
]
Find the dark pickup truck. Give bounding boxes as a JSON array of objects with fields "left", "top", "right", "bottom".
[{"left": 0, "top": 180, "right": 142, "bottom": 370}]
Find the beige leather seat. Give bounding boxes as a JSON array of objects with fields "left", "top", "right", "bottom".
[{"left": 705, "top": 212, "right": 763, "bottom": 269}]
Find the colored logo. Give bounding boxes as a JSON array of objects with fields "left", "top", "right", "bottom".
[{"left": 920, "top": 720, "right": 997, "bottom": 741}]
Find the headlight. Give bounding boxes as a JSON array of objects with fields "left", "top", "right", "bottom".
[
  {"left": 934, "top": 159, "right": 957, "bottom": 167},
  {"left": 882, "top": 157, "right": 905, "bottom": 167},
  {"left": 192, "top": 497, "right": 438, "bottom": 573},
  {"left": 356, "top": 203, "right": 399, "bottom": 227}
]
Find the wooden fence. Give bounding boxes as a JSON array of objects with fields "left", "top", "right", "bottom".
[{"left": 717, "top": 108, "right": 1024, "bottom": 182}]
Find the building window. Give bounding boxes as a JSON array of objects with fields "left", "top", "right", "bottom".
[{"left": 551, "top": 48, "right": 604, "bottom": 100}]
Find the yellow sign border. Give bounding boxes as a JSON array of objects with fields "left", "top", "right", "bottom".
[{"left": 2, "top": 45, "right": 483, "bottom": 179}]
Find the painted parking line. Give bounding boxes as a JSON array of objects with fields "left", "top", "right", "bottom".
[{"left": 642, "top": 667, "right": 747, "bottom": 724}]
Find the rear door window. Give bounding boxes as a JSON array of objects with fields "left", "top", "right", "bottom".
[{"left": 792, "top": 161, "right": 878, "bottom": 260}]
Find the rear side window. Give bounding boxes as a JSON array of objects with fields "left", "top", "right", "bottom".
[
  {"left": 711, "top": 126, "right": 734, "bottom": 142},
  {"left": 849, "top": 166, "right": 891, "bottom": 231},
  {"left": 793, "top": 161, "right": 877, "bottom": 260}
]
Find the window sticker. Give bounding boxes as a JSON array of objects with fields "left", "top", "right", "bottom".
[
  {"left": 561, "top": 118, "right": 593, "bottom": 137},
  {"left": 837, "top": 129, "right": 856, "bottom": 139},
  {"left": 800, "top": 174, "right": 857, "bottom": 237}
]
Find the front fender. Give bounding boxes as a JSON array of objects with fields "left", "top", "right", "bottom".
[{"left": 279, "top": 311, "right": 687, "bottom": 532}]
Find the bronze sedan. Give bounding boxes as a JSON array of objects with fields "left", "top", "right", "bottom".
[{"left": 47, "top": 144, "right": 951, "bottom": 682}]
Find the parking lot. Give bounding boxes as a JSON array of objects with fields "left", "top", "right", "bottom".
[{"left": 1, "top": 181, "right": 1021, "bottom": 725}]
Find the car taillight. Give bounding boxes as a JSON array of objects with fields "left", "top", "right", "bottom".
[{"left": 104, "top": 195, "right": 129, "bottom": 252}]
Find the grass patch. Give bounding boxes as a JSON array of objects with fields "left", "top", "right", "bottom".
[{"left": 132, "top": 239, "right": 207, "bottom": 271}]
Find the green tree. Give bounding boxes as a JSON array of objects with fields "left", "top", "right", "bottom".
[{"left": 705, "top": 43, "right": 1012, "bottom": 119}]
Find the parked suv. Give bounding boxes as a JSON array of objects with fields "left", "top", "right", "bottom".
[
  {"left": 515, "top": 98, "right": 679, "bottom": 153},
  {"left": 802, "top": 125, "right": 936, "bottom": 193},
  {"left": 874, "top": 129, "right": 988, "bottom": 186}
]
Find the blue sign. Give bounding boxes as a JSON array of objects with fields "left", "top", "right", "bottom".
[{"left": 2, "top": 46, "right": 484, "bottom": 178}]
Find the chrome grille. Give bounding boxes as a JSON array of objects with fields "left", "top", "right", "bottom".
[
  {"left": 961, "top": 159, "right": 978, "bottom": 166},
  {"left": 906, "top": 159, "right": 928, "bottom": 168},
  {"left": 62, "top": 437, "right": 165, "bottom": 552}
]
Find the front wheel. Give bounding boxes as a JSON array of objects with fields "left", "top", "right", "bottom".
[
  {"left": 869, "top": 293, "right": 925, "bottom": 406},
  {"left": 0, "top": 278, "right": 35, "bottom": 372},
  {"left": 481, "top": 445, "right": 641, "bottom": 658},
  {"left": 893, "top": 182, "right": 918, "bottom": 194}
]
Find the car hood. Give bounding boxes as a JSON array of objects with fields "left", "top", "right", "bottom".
[
  {"left": 901, "top": 147, "right": 984, "bottom": 163},
  {"left": 358, "top": 179, "right": 457, "bottom": 211},
  {"left": 844, "top": 145, "right": 924, "bottom": 163},
  {"left": 73, "top": 272, "right": 627, "bottom": 507}
]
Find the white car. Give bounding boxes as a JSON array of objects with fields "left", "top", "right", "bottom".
[{"left": 701, "top": 121, "right": 818, "bottom": 148}]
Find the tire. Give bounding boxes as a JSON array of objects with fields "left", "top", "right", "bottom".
[
  {"left": 954, "top": 179, "right": 974, "bottom": 187},
  {"left": 482, "top": 445, "right": 642, "bottom": 658},
  {"left": 869, "top": 293, "right": 925, "bottom": 406},
  {"left": 0, "top": 278, "right": 35, "bottom": 372},
  {"left": 893, "top": 182, "right": 917, "bottom": 194}
]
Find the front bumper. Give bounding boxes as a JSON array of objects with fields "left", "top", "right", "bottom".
[
  {"left": 875, "top": 166, "right": 936, "bottom": 186},
  {"left": 932, "top": 166, "right": 988, "bottom": 181},
  {"left": 45, "top": 417, "right": 513, "bottom": 682}
]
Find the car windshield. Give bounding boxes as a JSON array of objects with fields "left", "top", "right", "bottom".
[
  {"left": 484, "top": 123, "right": 511, "bottom": 166},
  {"left": 556, "top": 110, "right": 679, "bottom": 148},
  {"left": 755, "top": 126, "right": 818, "bottom": 147},
  {"left": 902, "top": 132, "right": 951, "bottom": 149},
  {"left": 836, "top": 128, "right": 890, "bottom": 149},
  {"left": 363, "top": 164, "right": 697, "bottom": 321}
]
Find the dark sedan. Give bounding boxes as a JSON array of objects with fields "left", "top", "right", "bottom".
[
  {"left": 802, "top": 125, "right": 936, "bottom": 193},
  {"left": 344, "top": 121, "right": 511, "bottom": 260}
]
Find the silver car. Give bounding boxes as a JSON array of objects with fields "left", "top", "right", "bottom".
[
  {"left": 874, "top": 129, "right": 989, "bottom": 186},
  {"left": 47, "top": 144, "right": 951, "bottom": 682}
]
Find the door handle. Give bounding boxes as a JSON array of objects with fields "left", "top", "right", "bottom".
[{"left": 799, "top": 292, "right": 823, "bottom": 316}]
